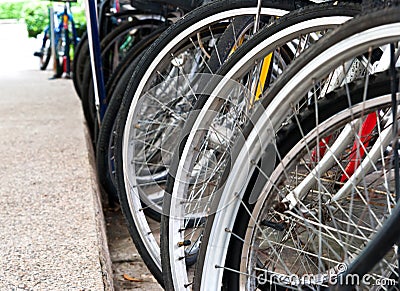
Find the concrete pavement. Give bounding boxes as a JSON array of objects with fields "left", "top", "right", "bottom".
[{"left": 0, "top": 21, "right": 112, "bottom": 290}]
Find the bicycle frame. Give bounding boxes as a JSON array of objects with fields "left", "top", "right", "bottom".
[{"left": 308, "top": 47, "right": 400, "bottom": 186}]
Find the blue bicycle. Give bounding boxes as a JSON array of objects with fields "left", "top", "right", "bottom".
[{"left": 34, "top": 0, "right": 79, "bottom": 77}]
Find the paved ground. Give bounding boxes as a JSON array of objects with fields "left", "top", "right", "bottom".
[
  {"left": 0, "top": 20, "right": 162, "bottom": 290},
  {"left": 102, "top": 204, "right": 162, "bottom": 291},
  {"left": 0, "top": 21, "right": 112, "bottom": 290}
]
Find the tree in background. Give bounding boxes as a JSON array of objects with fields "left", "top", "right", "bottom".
[
  {"left": 0, "top": 1, "right": 26, "bottom": 20},
  {"left": 23, "top": 1, "right": 50, "bottom": 38},
  {"left": 0, "top": 0, "right": 86, "bottom": 38}
]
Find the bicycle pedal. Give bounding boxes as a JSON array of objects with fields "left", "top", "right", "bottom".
[{"left": 33, "top": 51, "right": 43, "bottom": 57}]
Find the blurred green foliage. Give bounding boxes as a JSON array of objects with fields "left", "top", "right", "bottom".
[
  {"left": 71, "top": 2, "right": 87, "bottom": 37},
  {"left": 22, "top": 1, "right": 49, "bottom": 38},
  {"left": 0, "top": 2, "right": 26, "bottom": 20},
  {"left": 0, "top": 0, "right": 86, "bottom": 38}
]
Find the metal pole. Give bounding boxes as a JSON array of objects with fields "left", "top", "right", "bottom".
[
  {"left": 49, "top": 6, "right": 57, "bottom": 75},
  {"left": 84, "top": 0, "right": 106, "bottom": 124},
  {"left": 65, "top": 2, "right": 71, "bottom": 77}
]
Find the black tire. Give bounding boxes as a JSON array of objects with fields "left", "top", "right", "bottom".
[
  {"left": 53, "top": 31, "right": 66, "bottom": 78},
  {"left": 39, "top": 38, "right": 52, "bottom": 71},
  {"left": 96, "top": 62, "right": 137, "bottom": 203},
  {"left": 96, "top": 28, "right": 166, "bottom": 205},
  {"left": 72, "top": 32, "right": 88, "bottom": 99}
]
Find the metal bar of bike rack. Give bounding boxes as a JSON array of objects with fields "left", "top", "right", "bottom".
[
  {"left": 64, "top": 2, "right": 71, "bottom": 76},
  {"left": 84, "top": 0, "right": 106, "bottom": 124},
  {"left": 49, "top": 6, "right": 57, "bottom": 75}
]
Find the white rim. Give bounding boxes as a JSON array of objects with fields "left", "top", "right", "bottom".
[{"left": 199, "top": 23, "right": 400, "bottom": 290}]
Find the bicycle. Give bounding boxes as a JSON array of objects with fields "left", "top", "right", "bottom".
[{"left": 34, "top": 0, "right": 79, "bottom": 78}]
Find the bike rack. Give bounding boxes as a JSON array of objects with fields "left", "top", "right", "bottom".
[{"left": 49, "top": 6, "right": 57, "bottom": 75}]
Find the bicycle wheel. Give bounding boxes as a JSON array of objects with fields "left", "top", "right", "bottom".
[
  {"left": 96, "top": 28, "right": 167, "bottom": 204},
  {"left": 161, "top": 3, "right": 362, "bottom": 290},
  {"left": 39, "top": 34, "right": 52, "bottom": 71},
  {"left": 54, "top": 31, "right": 66, "bottom": 78},
  {"left": 114, "top": 0, "right": 309, "bottom": 284},
  {"left": 72, "top": 31, "right": 87, "bottom": 99},
  {"left": 240, "top": 84, "right": 397, "bottom": 290},
  {"left": 81, "top": 19, "right": 164, "bottom": 143},
  {"left": 223, "top": 75, "right": 399, "bottom": 290},
  {"left": 194, "top": 6, "right": 400, "bottom": 290}
]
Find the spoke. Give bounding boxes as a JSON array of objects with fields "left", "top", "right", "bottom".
[
  {"left": 189, "top": 37, "right": 214, "bottom": 74},
  {"left": 235, "top": 193, "right": 294, "bottom": 275},
  {"left": 143, "top": 92, "right": 187, "bottom": 122},
  {"left": 300, "top": 160, "right": 385, "bottom": 242},
  {"left": 208, "top": 26, "right": 222, "bottom": 66},
  {"left": 133, "top": 180, "right": 166, "bottom": 187},
  {"left": 154, "top": 69, "right": 197, "bottom": 107},
  {"left": 185, "top": 149, "right": 229, "bottom": 217},
  {"left": 138, "top": 197, "right": 164, "bottom": 211},
  {"left": 214, "top": 265, "right": 258, "bottom": 281},
  {"left": 171, "top": 51, "right": 203, "bottom": 99},
  {"left": 134, "top": 138, "right": 174, "bottom": 155},
  {"left": 286, "top": 210, "right": 367, "bottom": 246}
]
